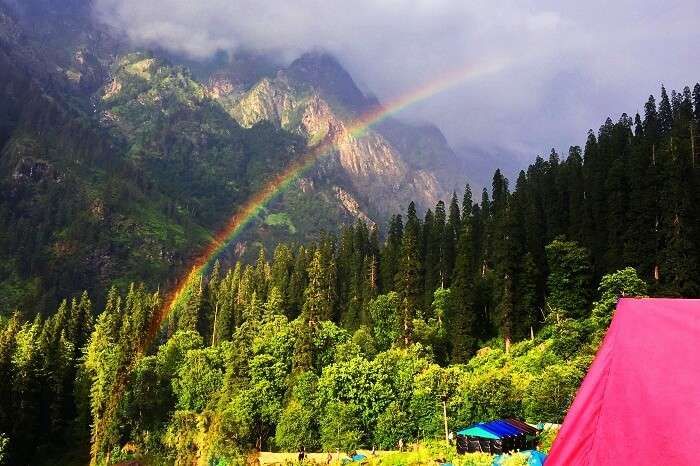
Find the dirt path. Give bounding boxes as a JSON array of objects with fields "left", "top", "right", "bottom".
[{"left": 256, "top": 450, "right": 398, "bottom": 465}]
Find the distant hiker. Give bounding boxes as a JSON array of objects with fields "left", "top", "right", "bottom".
[
  {"left": 326, "top": 451, "right": 332, "bottom": 464},
  {"left": 298, "top": 446, "right": 306, "bottom": 462},
  {"left": 448, "top": 431, "right": 454, "bottom": 444},
  {"left": 371, "top": 444, "right": 376, "bottom": 456},
  {"left": 398, "top": 438, "right": 404, "bottom": 452}
]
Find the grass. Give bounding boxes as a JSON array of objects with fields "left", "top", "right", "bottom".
[
  {"left": 265, "top": 212, "right": 298, "bottom": 234},
  {"left": 254, "top": 442, "right": 497, "bottom": 466}
]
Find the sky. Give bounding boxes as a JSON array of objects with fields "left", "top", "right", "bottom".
[{"left": 93, "top": 0, "right": 700, "bottom": 171}]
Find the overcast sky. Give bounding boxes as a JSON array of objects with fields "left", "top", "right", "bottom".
[{"left": 94, "top": 0, "right": 700, "bottom": 169}]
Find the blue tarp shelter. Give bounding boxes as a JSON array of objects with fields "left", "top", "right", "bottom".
[{"left": 456, "top": 419, "right": 540, "bottom": 454}]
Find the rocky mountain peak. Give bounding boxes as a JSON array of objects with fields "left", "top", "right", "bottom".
[{"left": 286, "top": 51, "right": 378, "bottom": 114}]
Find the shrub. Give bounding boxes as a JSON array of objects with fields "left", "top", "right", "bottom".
[
  {"left": 550, "top": 319, "right": 592, "bottom": 359},
  {"left": 538, "top": 426, "right": 560, "bottom": 454},
  {"left": 464, "top": 370, "right": 523, "bottom": 423},
  {"left": 374, "top": 402, "right": 415, "bottom": 449},
  {"left": 524, "top": 363, "right": 584, "bottom": 423}
]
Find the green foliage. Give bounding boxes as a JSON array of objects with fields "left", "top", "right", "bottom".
[
  {"left": 0, "top": 433, "right": 8, "bottom": 465},
  {"left": 592, "top": 267, "right": 648, "bottom": 327},
  {"left": 464, "top": 369, "right": 522, "bottom": 423},
  {"left": 373, "top": 401, "right": 414, "bottom": 449},
  {"left": 319, "top": 402, "right": 363, "bottom": 451},
  {"left": 1, "top": 266, "right": 650, "bottom": 463},
  {"left": 537, "top": 426, "right": 560, "bottom": 454},
  {"left": 173, "top": 347, "right": 223, "bottom": 412},
  {"left": 523, "top": 362, "right": 585, "bottom": 423},
  {"left": 546, "top": 239, "right": 593, "bottom": 318},
  {"left": 550, "top": 318, "right": 593, "bottom": 359},
  {"left": 369, "top": 292, "right": 399, "bottom": 351},
  {"left": 265, "top": 213, "right": 297, "bottom": 234},
  {"left": 274, "top": 399, "right": 317, "bottom": 451}
]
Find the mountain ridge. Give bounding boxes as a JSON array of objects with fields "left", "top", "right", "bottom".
[{"left": 0, "top": 0, "right": 471, "bottom": 313}]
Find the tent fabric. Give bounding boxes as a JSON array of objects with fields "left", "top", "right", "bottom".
[
  {"left": 546, "top": 298, "right": 700, "bottom": 466},
  {"left": 456, "top": 419, "right": 538, "bottom": 454},
  {"left": 504, "top": 418, "right": 539, "bottom": 436},
  {"left": 456, "top": 426, "right": 500, "bottom": 439},
  {"left": 458, "top": 419, "right": 533, "bottom": 439}
]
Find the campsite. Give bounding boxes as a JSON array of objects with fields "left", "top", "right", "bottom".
[{"left": 249, "top": 297, "right": 700, "bottom": 466}]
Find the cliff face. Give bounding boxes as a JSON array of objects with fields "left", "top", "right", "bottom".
[{"left": 209, "top": 53, "right": 466, "bottom": 219}]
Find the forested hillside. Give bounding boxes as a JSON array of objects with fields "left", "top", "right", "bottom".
[
  {"left": 0, "top": 0, "right": 468, "bottom": 316},
  {"left": 1, "top": 83, "right": 699, "bottom": 465}
]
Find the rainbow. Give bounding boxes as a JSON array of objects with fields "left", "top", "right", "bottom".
[{"left": 144, "top": 58, "right": 508, "bottom": 345}]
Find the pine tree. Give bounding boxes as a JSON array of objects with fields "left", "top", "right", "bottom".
[
  {"left": 396, "top": 202, "right": 422, "bottom": 345},
  {"left": 381, "top": 215, "right": 403, "bottom": 292},
  {"left": 462, "top": 184, "right": 473, "bottom": 223},
  {"left": 206, "top": 260, "right": 222, "bottom": 345},
  {"left": 303, "top": 250, "right": 334, "bottom": 323},
  {"left": 270, "top": 244, "right": 294, "bottom": 310},
  {"left": 0, "top": 313, "right": 20, "bottom": 452},
  {"left": 693, "top": 83, "right": 700, "bottom": 122},
  {"left": 254, "top": 247, "right": 270, "bottom": 301},
  {"left": 659, "top": 85, "right": 674, "bottom": 137},
  {"left": 450, "top": 222, "right": 477, "bottom": 361},
  {"left": 212, "top": 273, "right": 233, "bottom": 345},
  {"left": 288, "top": 246, "right": 309, "bottom": 319},
  {"left": 423, "top": 207, "right": 440, "bottom": 312},
  {"left": 178, "top": 277, "right": 203, "bottom": 333},
  {"left": 444, "top": 192, "right": 461, "bottom": 285},
  {"left": 265, "top": 286, "right": 284, "bottom": 321},
  {"left": 644, "top": 95, "right": 659, "bottom": 141}
]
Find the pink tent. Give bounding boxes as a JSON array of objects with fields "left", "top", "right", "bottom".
[{"left": 546, "top": 298, "right": 700, "bottom": 465}]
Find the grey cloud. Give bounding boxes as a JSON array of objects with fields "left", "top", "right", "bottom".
[{"left": 94, "top": 0, "right": 700, "bottom": 171}]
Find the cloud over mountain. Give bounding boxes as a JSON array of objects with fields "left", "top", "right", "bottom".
[{"left": 94, "top": 0, "right": 700, "bottom": 167}]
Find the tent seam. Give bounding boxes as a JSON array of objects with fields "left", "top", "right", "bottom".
[{"left": 581, "top": 313, "right": 620, "bottom": 466}]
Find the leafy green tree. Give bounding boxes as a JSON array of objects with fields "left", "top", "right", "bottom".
[
  {"left": 413, "top": 364, "right": 464, "bottom": 441},
  {"left": 275, "top": 399, "right": 317, "bottom": 451},
  {"left": 319, "top": 402, "right": 363, "bottom": 451},
  {"left": 173, "top": 347, "right": 223, "bottom": 412},
  {"left": 463, "top": 370, "right": 521, "bottom": 424},
  {"left": 374, "top": 401, "right": 414, "bottom": 449},
  {"left": 369, "top": 292, "right": 399, "bottom": 352},
  {"left": 591, "top": 268, "right": 648, "bottom": 330}
]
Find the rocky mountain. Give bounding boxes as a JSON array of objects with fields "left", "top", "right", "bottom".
[
  {"left": 0, "top": 0, "right": 470, "bottom": 313},
  {"left": 210, "top": 52, "right": 467, "bottom": 215}
]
